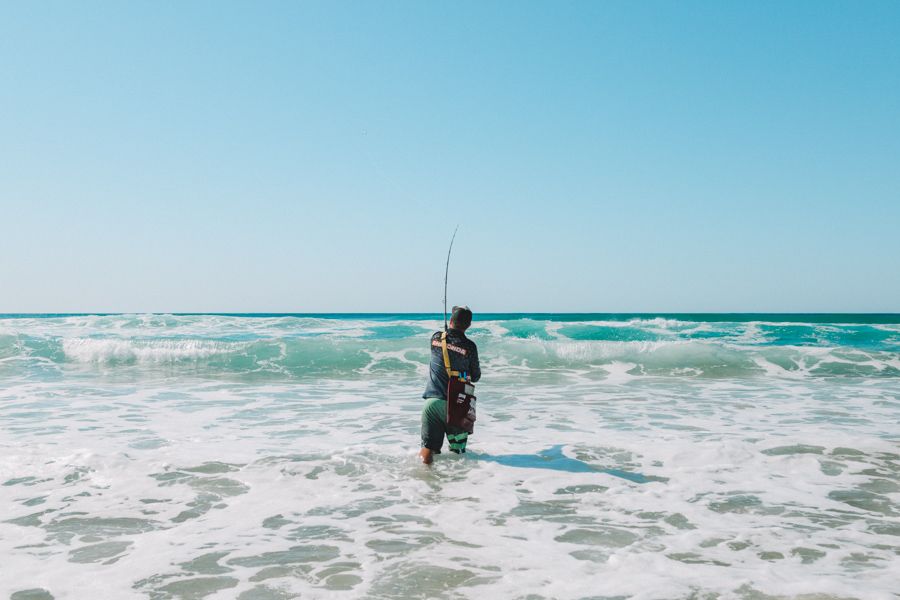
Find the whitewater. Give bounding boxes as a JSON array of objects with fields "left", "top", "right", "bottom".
[{"left": 1, "top": 314, "right": 898, "bottom": 600}]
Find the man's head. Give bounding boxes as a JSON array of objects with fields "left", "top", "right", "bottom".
[{"left": 449, "top": 305, "right": 473, "bottom": 331}]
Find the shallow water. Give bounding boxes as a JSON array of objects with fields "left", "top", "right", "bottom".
[{"left": 1, "top": 314, "right": 899, "bottom": 599}]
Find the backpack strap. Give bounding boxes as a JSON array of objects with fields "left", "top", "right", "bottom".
[{"left": 441, "top": 331, "right": 461, "bottom": 378}]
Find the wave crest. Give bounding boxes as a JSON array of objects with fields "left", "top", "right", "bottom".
[{"left": 0, "top": 315, "right": 898, "bottom": 380}]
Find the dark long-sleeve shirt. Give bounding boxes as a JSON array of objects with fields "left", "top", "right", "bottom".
[{"left": 422, "top": 328, "right": 481, "bottom": 400}]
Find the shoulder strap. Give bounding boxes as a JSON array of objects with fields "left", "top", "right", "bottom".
[{"left": 441, "top": 331, "right": 461, "bottom": 378}]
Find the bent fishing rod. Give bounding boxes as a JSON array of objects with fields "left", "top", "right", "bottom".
[{"left": 443, "top": 225, "right": 459, "bottom": 332}]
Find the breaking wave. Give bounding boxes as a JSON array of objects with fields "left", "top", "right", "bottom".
[{"left": 0, "top": 314, "right": 898, "bottom": 380}]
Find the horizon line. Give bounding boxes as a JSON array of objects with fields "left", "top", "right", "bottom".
[{"left": 2, "top": 312, "right": 899, "bottom": 317}]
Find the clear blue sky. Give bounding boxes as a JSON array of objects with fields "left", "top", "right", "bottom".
[{"left": 1, "top": 1, "right": 898, "bottom": 312}]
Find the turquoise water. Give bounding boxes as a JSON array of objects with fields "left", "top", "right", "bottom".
[
  {"left": 1, "top": 313, "right": 898, "bottom": 379},
  {"left": 1, "top": 314, "right": 899, "bottom": 599}
]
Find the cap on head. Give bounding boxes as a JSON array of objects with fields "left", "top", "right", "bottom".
[{"left": 450, "top": 305, "right": 473, "bottom": 330}]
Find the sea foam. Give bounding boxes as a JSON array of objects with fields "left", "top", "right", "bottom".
[{"left": 1, "top": 314, "right": 898, "bottom": 599}]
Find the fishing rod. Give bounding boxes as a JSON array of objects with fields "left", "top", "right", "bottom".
[{"left": 443, "top": 225, "right": 459, "bottom": 332}]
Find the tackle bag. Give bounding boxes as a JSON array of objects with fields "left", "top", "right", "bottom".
[{"left": 440, "top": 332, "right": 476, "bottom": 433}]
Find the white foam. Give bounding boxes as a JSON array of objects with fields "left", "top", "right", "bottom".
[
  {"left": 601, "top": 361, "right": 638, "bottom": 384},
  {"left": 1, "top": 315, "right": 899, "bottom": 599},
  {"left": 61, "top": 337, "right": 236, "bottom": 363}
]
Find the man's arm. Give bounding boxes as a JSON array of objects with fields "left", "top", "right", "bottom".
[{"left": 469, "top": 343, "right": 481, "bottom": 382}]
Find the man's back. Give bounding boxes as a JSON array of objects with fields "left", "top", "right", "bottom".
[{"left": 422, "top": 328, "right": 481, "bottom": 400}]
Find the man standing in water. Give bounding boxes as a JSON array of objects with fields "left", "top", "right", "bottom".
[{"left": 420, "top": 306, "right": 481, "bottom": 464}]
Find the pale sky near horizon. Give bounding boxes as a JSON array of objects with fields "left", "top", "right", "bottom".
[{"left": 1, "top": 1, "right": 898, "bottom": 313}]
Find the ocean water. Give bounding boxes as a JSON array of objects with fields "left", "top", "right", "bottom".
[{"left": 1, "top": 313, "right": 899, "bottom": 600}]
